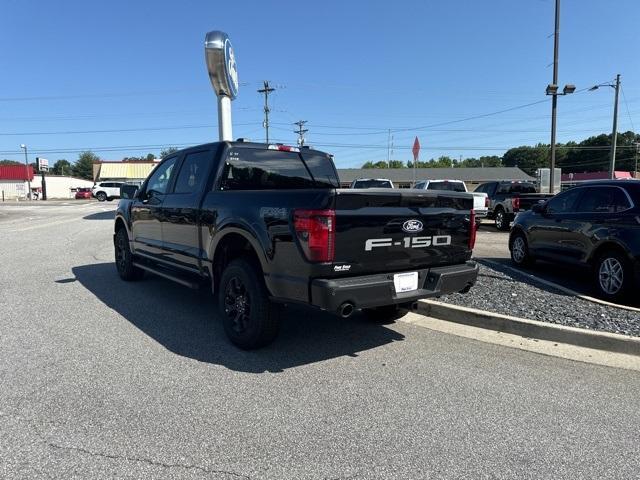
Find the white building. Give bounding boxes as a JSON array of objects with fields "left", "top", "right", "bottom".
[{"left": 0, "top": 165, "right": 94, "bottom": 200}]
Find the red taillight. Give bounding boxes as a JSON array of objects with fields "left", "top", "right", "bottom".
[
  {"left": 484, "top": 196, "right": 489, "bottom": 207},
  {"left": 469, "top": 209, "right": 477, "bottom": 250},
  {"left": 512, "top": 197, "right": 520, "bottom": 210},
  {"left": 293, "top": 209, "right": 335, "bottom": 262}
]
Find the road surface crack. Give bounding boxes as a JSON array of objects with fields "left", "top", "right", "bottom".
[
  {"left": 46, "top": 442, "right": 251, "bottom": 478},
  {"left": 0, "top": 412, "right": 250, "bottom": 479}
]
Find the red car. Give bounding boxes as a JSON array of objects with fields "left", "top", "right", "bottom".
[{"left": 75, "top": 187, "right": 93, "bottom": 199}]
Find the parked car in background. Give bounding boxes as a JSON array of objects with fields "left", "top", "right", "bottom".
[
  {"left": 475, "top": 181, "right": 553, "bottom": 230},
  {"left": 92, "top": 182, "right": 124, "bottom": 202},
  {"left": 75, "top": 187, "right": 92, "bottom": 199},
  {"left": 509, "top": 180, "right": 640, "bottom": 301},
  {"left": 414, "top": 179, "right": 488, "bottom": 224},
  {"left": 350, "top": 178, "right": 394, "bottom": 189}
]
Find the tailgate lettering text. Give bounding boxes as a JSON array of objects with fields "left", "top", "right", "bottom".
[{"left": 365, "top": 235, "right": 451, "bottom": 251}]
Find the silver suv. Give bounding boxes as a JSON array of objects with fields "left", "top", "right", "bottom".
[{"left": 92, "top": 182, "right": 124, "bottom": 202}]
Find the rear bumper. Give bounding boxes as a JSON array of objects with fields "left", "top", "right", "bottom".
[
  {"left": 475, "top": 208, "right": 488, "bottom": 218},
  {"left": 310, "top": 261, "right": 479, "bottom": 313}
]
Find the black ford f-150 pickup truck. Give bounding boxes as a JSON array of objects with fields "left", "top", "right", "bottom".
[{"left": 114, "top": 141, "right": 479, "bottom": 348}]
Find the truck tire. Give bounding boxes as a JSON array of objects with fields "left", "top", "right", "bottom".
[
  {"left": 363, "top": 303, "right": 411, "bottom": 324},
  {"left": 510, "top": 232, "right": 534, "bottom": 267},
  {"left": 114, "top": 228, "right": 145, "bottom": 281},
  {"left": 494, "top": 208, "right": 509, "bottom": 231},
  {"left": 218, "top": 258, "right": 280, "bottom": 349},
  {"left": 594, "top": 250, "right": 632, "bottom": 302},
  {"left": 96, "top": 192, "right": 107, "bottom": 202}
]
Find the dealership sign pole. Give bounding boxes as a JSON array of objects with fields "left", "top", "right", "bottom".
[{"left": 204, "top": 31, "right": 239, "bottom": 142}]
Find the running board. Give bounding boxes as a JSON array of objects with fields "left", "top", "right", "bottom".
[{"left": 132, "top": 262, "right": 201, "bottom": 289}]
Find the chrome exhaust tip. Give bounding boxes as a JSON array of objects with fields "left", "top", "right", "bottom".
[{"left": 339, "top": 302, "right": 355, "bottom": 318}]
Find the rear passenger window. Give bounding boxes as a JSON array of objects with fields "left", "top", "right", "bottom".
[
  {"left": 301, "top": 152, "right": 339, "bottom": 187},
  {"left": 173, "top": 151, "right": 211, "bottom": 194},
  {"left": 575, "top": 187, "right": 631, "bottom": 213},
  {"left": 220, "top": 148, "right": 316, "bottom": 190}
]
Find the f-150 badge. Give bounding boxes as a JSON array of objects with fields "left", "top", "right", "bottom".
[{"left": 365, "top": 236, "right": 451, "bottom": 251}]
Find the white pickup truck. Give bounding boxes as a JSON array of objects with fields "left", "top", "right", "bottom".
[{"left": 413, "top": 179, "right": 488, "bottom": 224}]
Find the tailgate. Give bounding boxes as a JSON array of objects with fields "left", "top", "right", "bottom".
[
  {"left": 471, "top": 192, "right": 487, "bottom": 210},
  {"left": 332, "top": 188, "right": 473, "bottom": 275}
]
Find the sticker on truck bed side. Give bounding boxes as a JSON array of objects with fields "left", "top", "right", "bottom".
[{"left": 365, "top": 236, "right": 452, "bottom": 251}]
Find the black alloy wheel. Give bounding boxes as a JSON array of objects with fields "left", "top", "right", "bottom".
[
  {"left": 218, "top": 258, "right": 279, "bottom": 349},
  {"left": 495, "top": 209, "right": 509, "bottom": 231},
  {"left": 114, "top": 228, "right": 144, "bottom": 281}
]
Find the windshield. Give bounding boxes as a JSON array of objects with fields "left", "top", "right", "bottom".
[
  {"left": 352, "top": 179, "right": 393, "bottom": 188},
  {"left": 427, "top": 181, "right": 466, "bottom": 192}
]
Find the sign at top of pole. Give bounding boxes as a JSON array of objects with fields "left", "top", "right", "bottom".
[
  {"left": 412, "top": 137, "right": 421, "bottom": 161},
  {"left": 204, "top": 31, "right": 239, "bottom": 100}
]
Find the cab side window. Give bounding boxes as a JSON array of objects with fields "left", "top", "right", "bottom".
[
  {"left": 147, "top": 157, "right": 178, "bottom": 196},
  {"left": 173, "top": 151, "right": 212, "bottom": 194}
]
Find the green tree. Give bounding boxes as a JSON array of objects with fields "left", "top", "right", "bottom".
[
  {"left": 0, "top": 159, "right": 22, "bottom": 166},
  {"left": 52, "top": 159, "right": 71, "bottom": 175},
  {"left": 362, "top": 161, "right": 389, "bottom": 168},
  {"left": 160, "top": 147, "right": 178, "bottom": 158},
  {"left": 123, "top": 153, "right": 156, "bottom": 162},
  {"left": 388, "top": 160, "right": 405, "bottom": 168},
  {"left": 502, "top": 145, "right": 548, "bottom": 175},
  {"left": 459, "top": 155, "right": 503, "bottom": 168},
  {"left": 73, "top": 151, "right": 100, "bottom": 180}
]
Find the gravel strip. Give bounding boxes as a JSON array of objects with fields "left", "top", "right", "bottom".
[{"left": 439, "top": 263, "right": 640, "bottom": 337}]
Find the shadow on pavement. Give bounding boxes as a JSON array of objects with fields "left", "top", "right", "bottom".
[
  {"left": 71, "top": 263, "right": 405, "bottom": 373},
  {"left": 83, "top": 210, "right": 116, "bottom": 220}
]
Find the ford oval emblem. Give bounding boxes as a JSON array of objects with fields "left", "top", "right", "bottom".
[{"left": 402, "top": 219, "right": 423, "bottom": 233}]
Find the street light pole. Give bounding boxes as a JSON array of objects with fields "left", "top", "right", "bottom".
[
  {"left": 549, "top": 0, "right": 560, "bottom": 195},
  {"left": 20, "top": 144, "right": 31, "bottom": 200},
  {"left": 609, "top": 74, "right": 620, "bottom": 179}
]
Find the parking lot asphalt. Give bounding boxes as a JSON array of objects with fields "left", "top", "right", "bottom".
[{"left": 1, "top": 204, "right": 640, "bottom": 479}]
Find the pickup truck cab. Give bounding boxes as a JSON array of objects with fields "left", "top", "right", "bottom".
[
  {"left": 114, "top": 141, "right": 478, "bottom": 348},
  {"left": 475, "top": 181, "right": 553, "bottom": 230},
  {"left": 413, "top": 179, "right": 488, "bottom": 224}
]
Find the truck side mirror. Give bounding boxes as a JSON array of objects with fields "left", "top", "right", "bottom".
[{"left": 120, "top": 184, "right": 139, "bottom": 200}]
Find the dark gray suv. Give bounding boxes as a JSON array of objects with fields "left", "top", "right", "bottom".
[{"left": 509, "top": 180, "right": 640, "bottom": 301}]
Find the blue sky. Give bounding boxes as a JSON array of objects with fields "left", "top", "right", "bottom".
[{"left": 0, "top": 0, "right": 638, "bottom": 168}]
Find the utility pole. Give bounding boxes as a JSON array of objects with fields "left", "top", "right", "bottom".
[
  {"left": 634, "top": 142, "right": 639, "bottom": 178},
  {"left": 387, "top": 129, "right": 391, "bottom": 163},
  {"left": 294, "top": 120, "right": 308, "bottom": 147},
  {"left": 257, "top": 80, "right": 275, "bottom": 143},
  {"left": 20, "top": 144, "right": 31, "bottom": 200},
  {"left": 548, "top": 0, "right": 560, "bottom": 194},
  {"left": 609, "top": 74, "right": 620, "bottom": 179}
]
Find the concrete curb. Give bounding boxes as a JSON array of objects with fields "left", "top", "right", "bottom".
[{"left": 417, "top": 299, "right": 640, "bottom": 356}]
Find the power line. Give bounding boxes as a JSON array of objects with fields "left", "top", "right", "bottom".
[
  {"left": 621, "top": 85, "right": 636, "bottom": 133},
  {"left": 0, "top": 122, "right": 262, "bottom": 136}
]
